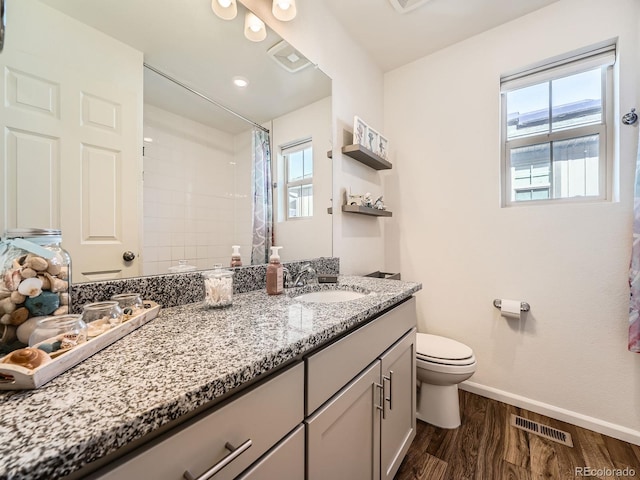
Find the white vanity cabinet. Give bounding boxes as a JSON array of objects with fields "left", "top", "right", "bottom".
[
  {"left": 306, "top": 297, "right": 417, "bottom": 480},
  {"left": 91, "top": 363, "right": 304, "bottom": 480}
]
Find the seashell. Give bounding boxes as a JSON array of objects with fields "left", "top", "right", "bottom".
[
  {"left": 24, "top": 255, "right": 48, "bottom": 272},
  {"left": 24, "top": 291, "right": 60, "bottom": 316},
  {"left": 0, "top": 297, "right": 17, "bottom": 315},
  {"left": 38, "top": 274, "right": 51, "bottom": 290},
  {"left": 10, "top": 291, "right": 25, "bottom": 305},
  {"left": 49, "top": 276, "right": 68, "bottom": 294},
  {"left": 0, "top": 286, "right": 11, "bottom": 300},
  {"left": 18, "top": 277, "right": 43, "bottom": 298},
  {"left": 20, "top": 267, "right": 37, "bottom": 279},
  {"left": 0, "top": 314, "right": 11, "bottom": 325},
  {"left": 46, "top": 260, "right": 62, "bottom": 276},
  {"left": 53, "top": 305, "right": 68, "bottom": 316},
  {"left": 16, "top": 316, "right": 45, "bottom": 344},
  {"left": 59, "top": 292, "right": 69, "bottom": 306},
  {"left": 58, "top": 267, "right": 69, "bottom": 280},
  {"left": 4, "top": 269, "right": 22, "bottom": 291},
  {"left": 9, "top": 307, "right": 29, "bottom": 326},
  {"left": 1, "top": 347, "right": 51, "bottom": 370}
]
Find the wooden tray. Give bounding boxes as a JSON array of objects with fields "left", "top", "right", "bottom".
[{"left": 0, "top": 301, "right": 161, "bottom": 390}]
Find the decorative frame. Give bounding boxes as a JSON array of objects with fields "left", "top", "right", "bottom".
[
  {"left": 366, "top": 127, "right": 379, "bottom": 154},
  {"left": 377, "top": 134, "right": 389, "bottom": 160},
  {"left": 353, "top": 116, "right": 368, "bottom": 146}
]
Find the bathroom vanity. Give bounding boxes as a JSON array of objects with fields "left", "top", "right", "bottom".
[{"left": 0, "top": 275, "right": 420, "bottom": 480}]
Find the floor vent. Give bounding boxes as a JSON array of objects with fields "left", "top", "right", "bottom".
[{"left": 510, "top": 414, "right": 574, "bottom": 447}]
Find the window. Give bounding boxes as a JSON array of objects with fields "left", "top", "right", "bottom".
[
  {"left": 283, "top": 140, "right": 313, "bottom": 218},
  {"left": 501, "top": 44, "right": 615, "bottom": 205}
]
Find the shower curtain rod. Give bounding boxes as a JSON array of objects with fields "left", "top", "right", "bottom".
[{"left": 143, "top": 63, "right": 270, "bottom": 134}]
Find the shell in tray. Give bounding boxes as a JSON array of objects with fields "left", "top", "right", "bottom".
[{"left": 0, "top": 300, "right": 161, "bottom": 390}]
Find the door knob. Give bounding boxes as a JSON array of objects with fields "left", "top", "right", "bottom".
[{"left": 122, "top": 251, "right": 136, "bottom": 262}]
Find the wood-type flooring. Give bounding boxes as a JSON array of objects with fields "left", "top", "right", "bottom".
[{"left": 394, "top": 390, "right": 640, "bottom": 480}]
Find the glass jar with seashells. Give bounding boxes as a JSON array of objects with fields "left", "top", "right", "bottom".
[{"left": 0, "top": 229, "right": 71, "bottom": 357}]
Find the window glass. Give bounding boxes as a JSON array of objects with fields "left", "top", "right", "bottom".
[
  {"left": 551, "top": 69, "right": 602, "bottom": 131},
  {"left": 501, "top": 45, "right": 614, "bottom": 205}
]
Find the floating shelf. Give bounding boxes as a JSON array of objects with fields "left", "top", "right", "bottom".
[
  {"left": 341, "top": 144, "right": 392, "bottom": 170},
  {"left": 342, "top": 205, "right": 392, "bottom": 217}
]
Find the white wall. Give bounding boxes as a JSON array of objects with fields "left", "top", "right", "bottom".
[
  {"left": 272, "top": 97, "right": 333, "bottom": 263},
  {"left": 240, "top": 0, "right": 385, "bottom": 275},
  {"left": 142, "top": 104, "right": 251, "bottom": 273},
  {"left": 384, "top": 0, "right": 640, "bottom": 441}
]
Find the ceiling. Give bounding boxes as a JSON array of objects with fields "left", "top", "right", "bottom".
[
  {"left": 37, "top": 0, "right": 561, "bottom": 132},
  {"left": 320, "top": 0, "right": 561, "bottom": 72}
]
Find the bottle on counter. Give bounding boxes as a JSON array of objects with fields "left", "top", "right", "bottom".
[
  {"left": 266, "top": 246, "right": 284, "bottom": 295},
  {"left": 230, "top": 245, "right": 242, "bottom": 267}
]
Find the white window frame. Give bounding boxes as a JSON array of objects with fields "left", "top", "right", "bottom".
[
  {"left": 500, "top": 43, "right": 615, "bottom": 207},
  {"left": 282, "top": 139, "right": 313, "bottom": 220}
]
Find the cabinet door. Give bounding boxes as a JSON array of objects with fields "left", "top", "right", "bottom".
[
  {"left": 306, "top": 361, "right": 381, "bottom": 480},
  {"left": 380, "top": 329, "right": 416, "bottom": 480}
]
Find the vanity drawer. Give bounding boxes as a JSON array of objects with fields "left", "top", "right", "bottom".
[
  {"left": 94, "top": 363, "right": 304, "bottom": 480},
  {"left": 306, "top": 297, "right": 416, "bottom": 415},
  {"left": 236, "top": 424, "right": 305, "bottom": 480}
]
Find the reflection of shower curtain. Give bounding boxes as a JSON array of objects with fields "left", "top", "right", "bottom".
[
  {"left": 251, "top": 128, "right": 273, "bottom": 265},
  {"left": 629, "top": 131, "right": 640, "bottom": 352}
]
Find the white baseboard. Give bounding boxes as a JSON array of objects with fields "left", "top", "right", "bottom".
[{"left": 460, "top": 381, "right": 640, "bottom": 446}]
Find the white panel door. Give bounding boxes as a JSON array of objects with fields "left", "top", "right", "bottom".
[{"left": 0, "top": 0, "right": 142, "bottom": 282}]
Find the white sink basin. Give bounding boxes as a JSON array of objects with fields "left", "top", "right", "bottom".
[{"left": 294, "top": 290, "right": 368, "bottom": 303}]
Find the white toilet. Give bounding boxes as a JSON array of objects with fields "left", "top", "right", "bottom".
[{"left": 415, "top": 333, "right": 477, "bottom": 429}]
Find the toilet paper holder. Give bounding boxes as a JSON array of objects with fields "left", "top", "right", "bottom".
[{"left": 493, "top": 299, "right": 530, "bottom": 312}]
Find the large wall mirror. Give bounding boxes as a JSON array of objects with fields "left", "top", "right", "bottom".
[{"left": 1, "top": 0, "right": 332, "bottom": 283}]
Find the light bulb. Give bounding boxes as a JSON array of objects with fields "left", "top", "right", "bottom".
[
  {"left": 272, "top": 0, "right": 296, "bottom": 21},
  {"left": 211, "top": 0, "right": 237, "bottom": 20}
]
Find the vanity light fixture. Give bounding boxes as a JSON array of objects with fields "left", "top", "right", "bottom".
[
  {"left": 272, "top": 0, "right": 297, "bottom": 21},
  {"left": 244, "top": 11, "right": 267, "bottom": 42},
  {"left": 211, "top": 0, "right": 237, "bottom": 20}
]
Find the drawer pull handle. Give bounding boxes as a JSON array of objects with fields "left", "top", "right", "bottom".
[
  {"left": 183, "top": 439, "right": 252, "bottom": 480},
  {"left": 374, "top": 382, "right": 385, "bottom": 419},
  {"left": 384, "top": 371, "right": 393, "bottom": 411}
]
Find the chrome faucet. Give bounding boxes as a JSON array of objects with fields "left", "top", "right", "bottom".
[{"left": 291, "top": 263, "right": 318, "bottom": 287}]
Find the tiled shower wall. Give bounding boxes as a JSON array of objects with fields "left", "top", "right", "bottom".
[{"left": 142, "top": 104, "right": 252, "bottom": 275}]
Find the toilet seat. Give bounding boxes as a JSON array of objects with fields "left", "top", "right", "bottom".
[{"left": 416, "top": 333, "right": 475, "bottom": 366}]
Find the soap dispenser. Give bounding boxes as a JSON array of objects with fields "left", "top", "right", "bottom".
[
  {"left": 231, "top": 245, "right": 242, "bottom": 267},
  {"left": 266, "top": 246, "right": 284, "bottom": 295}
]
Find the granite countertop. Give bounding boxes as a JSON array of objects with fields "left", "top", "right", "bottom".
[{"left": 0, "top": 275, "right": 421, "bottom": 480}]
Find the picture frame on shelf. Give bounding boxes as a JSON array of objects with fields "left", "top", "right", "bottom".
[
  {"left": 366, "top": 127, "right": 379, "bottom": 154},
  {"left": 378, "top": 134, "right": 389, "bottom": 161},
  {"left": 353, "top": 116, "right": 368, "bottom": 146}
]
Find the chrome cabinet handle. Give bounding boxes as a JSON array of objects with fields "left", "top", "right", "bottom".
[
  {"left": 183, "top": 439, "right": 252, "bottom": 480},
  {"left": 122, "top": 251, "right": 136, "bottom": 262},
  {"left": 383, "top": 371, "right": 393, "bottom": 411},
  {"left": 374, "top": 382, "right": 385, "bottom": 419}
]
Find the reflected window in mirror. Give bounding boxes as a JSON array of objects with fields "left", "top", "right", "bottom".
[{"left": 284, "top": 140, "right": 313, "bottom": 219}]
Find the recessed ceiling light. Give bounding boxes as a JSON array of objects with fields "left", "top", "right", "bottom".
[
  {"left": 143, "top": 137, "right": 154, "bottom": 142},
  {"left": 232, "top": 76, "right": 249, "bottom": 87}
]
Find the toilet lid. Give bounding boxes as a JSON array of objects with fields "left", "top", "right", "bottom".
[{"left": 416, "top": 333, "right": 473, "bottom": 361}]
